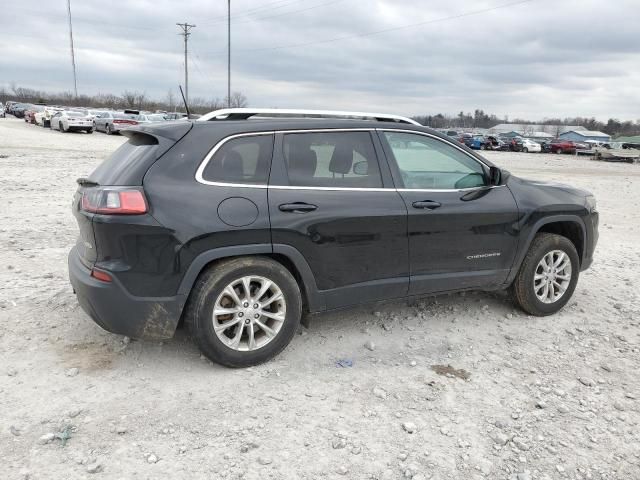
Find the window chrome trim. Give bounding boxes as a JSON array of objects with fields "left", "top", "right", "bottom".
[{"left": 195, "top": 127, "right": 500, "bottom": 193}]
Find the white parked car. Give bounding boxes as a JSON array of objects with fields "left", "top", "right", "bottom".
[
  {"left": 50, "top": 110, "right": 94, "bottom": 133},
  {"left": 521, "top": 138, "right": 542, "bottom": 153},
  {"left": 35, "top": 107, "right": 63, "bottom": 127}
]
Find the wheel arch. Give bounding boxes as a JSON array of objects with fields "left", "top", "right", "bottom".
[
  {"left": 507, "top": 215, "right": 586, "bottom": 285},
  {"left": 177, "top": 244, "right": 324, "bottom": 314}
]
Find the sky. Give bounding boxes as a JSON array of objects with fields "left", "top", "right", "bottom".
[{"left": 1, "top": 0, "right": 639, "bottom": 121}]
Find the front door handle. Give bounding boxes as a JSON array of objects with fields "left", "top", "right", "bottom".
[
  {"left": 412, "top": 200, "right": 441, "bottom": 210},
  {"left": 278, "top": 202, "right": 318, "bottom": 213}
]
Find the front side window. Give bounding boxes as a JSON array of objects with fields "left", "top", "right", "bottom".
[
  {"left": 201, "top": 134, "right": 273, "bottom": 184},
  {"left": 282, "top": 131, "right": 382, "bottom": 188},
  {"left": 383, "top": 132, "right": 487, "bottom": 190}
]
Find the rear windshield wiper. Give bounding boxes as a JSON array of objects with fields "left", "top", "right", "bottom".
[{"left": 76, "top": 177, "right": 100, "bottom": 187}]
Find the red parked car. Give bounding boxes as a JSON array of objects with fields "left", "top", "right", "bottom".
[{"left": 549, "top": 139, "right": 576, "bottom": 154}]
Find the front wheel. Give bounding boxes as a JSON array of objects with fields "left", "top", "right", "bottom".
[
  {"left": 523, "top": 147, "right": 529, "bottom": 153},
  {"left": 105, "top": 124, "right": 112, "bottom": 135},
  {"left": 185, "top": 257, "right": 302, "bottom": 367},
  {"left": 511, "top": 233, "right": 579, "bottom": 316},
  {"left": 86, "top": 128, "right": 93, "bottom": 134}
]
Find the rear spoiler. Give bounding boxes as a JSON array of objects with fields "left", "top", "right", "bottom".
[{"left": 121, "top": 121, "right": 193, "bottom": 142}]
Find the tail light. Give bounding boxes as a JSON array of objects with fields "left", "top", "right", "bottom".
[
  {"left": 81, "top": 188, "right": 148, "bottom": 215},
  {"left": 113, "top": 119, "right": 138, "bottom": 125}
]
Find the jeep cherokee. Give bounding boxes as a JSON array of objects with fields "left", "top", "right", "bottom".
[{"left": 68, "top": 108, "right": 599, "bottom": 367}]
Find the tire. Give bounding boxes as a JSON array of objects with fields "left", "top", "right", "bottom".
[
  {"left": 511, "top": 233, "right": 579, "bottom": 316},
  {"left": 523, "top": 147, "right": 528, "bottom": 153},
  {"left": 105, "top": 124, "right": 112, "bottom": 135},
  {"left": 185, "top": 257, "right": 302, "bottom": 367},
  {"left": 86, "top": 128, "right": 93, "bottom": 134},
  {"left": 60, "top": 122, "right": 67, "bottom": 132},
  {"left": 555, "top": 149, "right": 562, "bottom": 154}
]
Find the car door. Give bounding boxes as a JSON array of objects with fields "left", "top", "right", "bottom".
[
  {"left": 378, "top": 129, "right": 519, "bottom": 295},
  {"left": 268, "top": 129, "right": 409, "bottom": 310}
]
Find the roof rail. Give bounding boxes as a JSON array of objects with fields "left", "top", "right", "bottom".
[{"left": 197, "top": 108, "right": 421, "bottom": 125}]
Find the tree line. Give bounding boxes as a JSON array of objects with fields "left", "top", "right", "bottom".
[
  {"left": 0, "top": 82, "right": 247, "bottom": 115},
  {"left": 413, "top": 109, "right": 640, "bottom": 138},
  {"left": 2, "top": 84, "right": 639, "bottom": 138}
]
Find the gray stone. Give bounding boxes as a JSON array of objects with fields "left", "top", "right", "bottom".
[
  {"left": 38, "top": 433, "right": 55, "bottom": 445},
  {"left": 147, "top": 454, "right": 159, "bottom": 464},
  {"left": 364, "top": 340, "right": 376, "bottom": 351},
  {"left": 257, "top": 456, "right": 272, "bottom": 465},
  {"left": 87, "top": 462, "right": 103, "bottom": 474},
  {"left": 402, "top": 422, "right": 417, "bottom": 434},
  {"left": 65, "top": 368, "right": 80, "bottom": 377},
  {"left": 372, "top": 386, "right": 387, "bottom": 399}
]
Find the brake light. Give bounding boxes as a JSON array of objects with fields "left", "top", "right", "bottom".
[{"left": 81, "top": 188, "right": 148, "bottom": 215}]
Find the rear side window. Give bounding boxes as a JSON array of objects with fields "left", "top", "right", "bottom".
[
  {"left": 282, "top": 131, "right": 382, "bottom": 188},
  {"left": 201, "top": 134, "right": 273, "bottom": 185}
]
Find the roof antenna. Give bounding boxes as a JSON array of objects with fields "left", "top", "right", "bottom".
[{"left": 178, "top": 85, "right": 191, "bottom": 118}]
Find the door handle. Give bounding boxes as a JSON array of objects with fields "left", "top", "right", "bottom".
[
  {"left": 278, "top": 202, "right": 318, "bottom": 213},
  {"left": 412, "top": 200, "right": 441, "bottom": 210}
]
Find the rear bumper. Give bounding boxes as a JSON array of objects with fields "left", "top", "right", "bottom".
[{"left": 68, "top": 246, "right": 186, "bottom": 340}]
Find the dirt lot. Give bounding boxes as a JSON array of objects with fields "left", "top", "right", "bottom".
[{"left": 1, "top": 116, "right": 639, "bottom": 480}]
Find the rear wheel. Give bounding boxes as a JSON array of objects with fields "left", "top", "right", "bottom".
[
  {"left": 523, "top": 147, "right": 529, "bottom": 153},
  {"left": 511, "top": 233, "right": 579, "bottom": 316},
  {"left": 185, "top": 257, "right": 302, "bottom": 367},
  {"left": 106, "top": 124, "right": 112, "bottom": 135},
  {"left": 555, "top": 148, "right": 562, "bottom": 154},
  {"left": 86, "top": 128, "right": 93, "bottom": 134},
  {"left": 60, "top": 122, "right": 67, "bottom": 132}
]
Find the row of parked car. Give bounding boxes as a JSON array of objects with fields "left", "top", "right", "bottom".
[
  {"left": 2, "top": 101, "right": 188, "bottom": 134},
  {"left": 443, "top": 130, "right": 592, "bottom": 155}
]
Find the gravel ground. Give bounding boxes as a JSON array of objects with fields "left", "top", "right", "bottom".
[{"left": 0, "top": 116, "right": 639, "bottom": 480}]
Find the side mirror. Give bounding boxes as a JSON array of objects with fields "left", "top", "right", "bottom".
[
  {"left": 489, "top": 166, "right": 501, "bottom": 186},
  {"left": 353, "top": 161, "right": 369, "bottom": 176}
]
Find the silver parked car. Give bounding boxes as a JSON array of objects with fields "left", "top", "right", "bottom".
[
  {"left": 136, "top": 113, "right": 168, "bottom": 125},
  {"left": 94, "top": 111, "right": 139, "bottom": 135}
]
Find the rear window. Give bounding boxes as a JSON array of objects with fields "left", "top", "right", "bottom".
[
  {"left": 89, "top": 133, "right": 160, "bottom": 185},
  {"left": 201, "top": 134, "right": 273, "bottom": 185}
]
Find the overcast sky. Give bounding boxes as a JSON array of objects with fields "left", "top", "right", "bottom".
[{"left": 2, "top": 0, "right": 639, "bottom": 120}]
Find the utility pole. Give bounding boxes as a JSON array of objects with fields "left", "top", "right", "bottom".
[
  {"left": 66, "top": 0, "right": 78, "bottom": 99},
  {"left": 227, "top": 0, "right": 231, "bottom": 107},
  {"left": 176, "top": 22, "right": 196, "bottom": 108}
]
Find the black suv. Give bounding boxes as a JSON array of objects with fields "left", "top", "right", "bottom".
[{"left": 68, "top": 109, "right": 599, "bottom": 367}]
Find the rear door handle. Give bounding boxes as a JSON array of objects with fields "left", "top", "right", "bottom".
[
  {"left": 278, "top": 202, "right": 318, "bottom": 213},
  {"left": 412, "top": 200, "right": 441, "bottom": 210}
]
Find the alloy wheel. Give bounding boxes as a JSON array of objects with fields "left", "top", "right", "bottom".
[
  {"left": 533, "top": 250, "right": 572, "bottom": 304},
  {"left": 212, "top": 276, "right": 286, "bottom": 351}
]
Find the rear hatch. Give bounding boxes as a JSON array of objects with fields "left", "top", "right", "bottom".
[{"left": 72, "top": 122, "right": 192, "bottom": 268}]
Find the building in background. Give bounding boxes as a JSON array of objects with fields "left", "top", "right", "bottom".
[
  {"left": 487, "top": 124, "right": 585, "bottom": 137},
  {"left": 559, "top": 130, "right": 611, "bottom": 143}
]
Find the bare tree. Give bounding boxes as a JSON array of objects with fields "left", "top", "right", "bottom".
[
  {"left": 166, "top": 89, "right": 176, "bottom": 112},
  {"left": 225, "top": 92, "right": 248, "bottom": 108}
]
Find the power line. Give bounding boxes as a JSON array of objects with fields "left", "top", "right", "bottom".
[
  {"left": 201, "top": 0, "right": 308, "bottom": 24},
  {"left": 176, "top": 22, "right": 196, "bottom": 107},
  {"left": 207, "top": 0, "right": 345, "bottom": 27},
  {"left": 205, "top": 0, "right": 537, "bottom": 57},
  {"left": 66, "top": 0, "right": 78, "bottom": 98}
]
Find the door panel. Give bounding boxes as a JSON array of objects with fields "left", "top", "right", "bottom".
[
  {"left": 378, "top": 130, "right": 519, "bottom": 295},
  {"left": 269, "top": 130, "right": 409, "bottom": 309}
]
